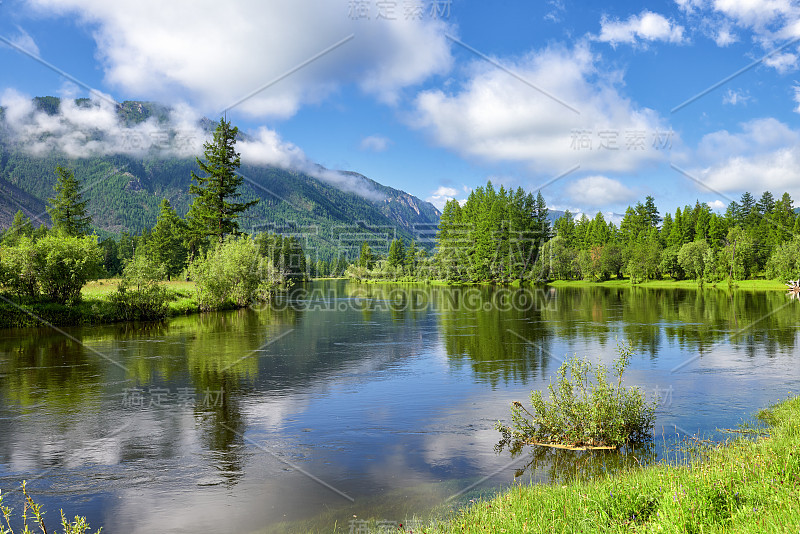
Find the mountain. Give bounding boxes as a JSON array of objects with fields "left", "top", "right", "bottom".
[{"left": 0, "top": 98, "right": 440, "bottom": 261}]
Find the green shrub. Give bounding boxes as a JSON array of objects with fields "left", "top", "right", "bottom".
[
  {"left": 0, "top": 480, "right": 101, "bottom": 534},
  {"left": 677, "top": 239, "right": 709, "bottom": 281},
  {"left": 766, "top": 236, "right": 800, "bottom": 281},
  {"left": 0, "top": 233, "right": 103, "bottom": 304},
  {"left": 36, "top": 233, "right": 103, "bottom": 305},
  {"left": 189, "top": 235, "right": 282, "bottom": 311},
  {"left": 496, "top": 341, "right": 656, "bottom": 449},
  {"left": 0, "top": 236, "right": 41, "bottom": 298},
  {"left": 108, "top": 250, "right": 170, "bottom": 321}
]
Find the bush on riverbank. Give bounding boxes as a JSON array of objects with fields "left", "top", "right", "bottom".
[
  {"left": 0, "top": 233, "right": 103, "bottom": 304},
  {"left": 189, "top": 235, "right": 285, "bottom": 311},
  {"left": 422, "top": 396, "right": 800, "bottom": 533},
  {"left": 108, "top": 250, "right": 170, "bottom": 321},
  {"left": 496, "top": 342, "right": 656, "bottom": 450}
]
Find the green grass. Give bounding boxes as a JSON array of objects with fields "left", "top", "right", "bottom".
[
  {"left": 0, "top": 279, "right": 203, "bottom": 328},
  {"left": 342, "top": 276, "right": 790, "bottom": 291},
  {"left": 416, "top": 395, "right": 800, "bottom": 533},
  {"left": 547, "top": 278, "right": 789, "bottom": 291},
  {"left": 82, "top": 278, "right": 200, "bottom": 316}
]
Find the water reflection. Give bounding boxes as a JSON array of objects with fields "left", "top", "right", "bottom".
[
  {"left": 0, "top": 331, "right": 103, "bottom": 412},
  {"left": 0, "top": 282, "right": 797, "bottom": 533},
  {"left": 506, "top": 442, "right": 657, "bottom": 483}
]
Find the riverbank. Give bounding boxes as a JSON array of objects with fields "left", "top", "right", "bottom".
[
  {"left": 350, "top": 277, "right": 789, "bottom": 291},
  {"left": 0, "top": 279, "right": 203, "bottom": 328},
  {"left": 1, "top": 276, "right": 791, "bottom": 329},
  {"left": 419, "top": 395, "right": 800, "bottom": 533},
  {"left": 547, "top": 278, "right": 789, "bottom": 291}
]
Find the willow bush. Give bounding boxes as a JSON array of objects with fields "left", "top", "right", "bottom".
[{"left": 496, "top": 342, "right": 656, "bottom": 450}]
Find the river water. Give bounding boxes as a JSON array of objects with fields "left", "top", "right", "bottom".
[{"left": 0, "top": 281, "right": 798, "bottom": 532}]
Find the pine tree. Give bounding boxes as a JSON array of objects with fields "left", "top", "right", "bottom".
[
  {"left": 669, "top": 207, "right": 685, "bottom": 247},
  {"left": 436, "top": 199, "right": 465, "bottom": 281},
  {"left": 725, "top": 201, "right": 740, "bottom": 226},
  {"left": 643, "top": 195, "right": 660, "bottom": 227},
  {"left": 358, "top": 241, "right": 374, "bottom": 269},
  {"left": 533, "top": 191, "right": 551, "bottom": 240},
  {"left": 660, "top": 213, "right": 673, "bottom": 246},
  {"left": 387, "top": 238, "right": 406, "bottom": 269},
  {"left": 405, "top": 240, "right": 418, "bottom": 276},
  {"left": 150, "top": 199, "right": 188, "bottom": 280},
  {"left": 771, "top": 192, "right": 795, "bottom": 246},
  {"left": 708, "top": 213, "right": 727, "bottom": 248},
  {"left": 739, "top": 192, "right": 757, "bottom": 230},
  {"left": 47, "top": 166, "right": 91, "bottom": 236},
  {"left": 187, "top": 118, "right": 258, "bottom": 242},
  {"left": 694, "top": 202, "right": 711, "bottom": 241},
  {"left": 2, "top": 210, "right": 34, "bottom": 246},
  {"left": 554, "top": 210, "right": 576, "bottom": 248},
  {"left": 756, "top": 191, "right": 775, "bottom": 215},
  {"left": 118, "top": 232, "right": 135, "bottom": 265},
  {"left": 589, "top": 212, "right": 610, "bottom": 246}
]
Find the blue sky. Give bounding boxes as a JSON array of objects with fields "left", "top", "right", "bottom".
[{"left": 2, "top": 0, "right": 800, "bottom": 217}]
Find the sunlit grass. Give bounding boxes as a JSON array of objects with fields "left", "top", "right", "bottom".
[
  {"left": 547, "top": 278, "right": 789, "bottom": 291},
  {"left": 416, "top": 396, "right": 800, "bottom": 533},
  {"left": 80, "top": 278, "right": 199, "bottom": 316}
]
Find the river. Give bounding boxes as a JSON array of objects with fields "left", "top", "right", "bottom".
[{"left": 1, "top": 281, "right": 798, "bottom": 532}]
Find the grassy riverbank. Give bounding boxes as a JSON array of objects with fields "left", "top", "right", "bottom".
[
  {"left": 351, "top": 275, "right": 789, "bottom": 291},
  {"left": 547, "top": 278, "right": 789, "bottom": 291},
  {"left": 0, "top": 279, "right": 202, "bottom": 328},
  {"left": 419, "top": 395, "right": 800, "bottom": 533}
]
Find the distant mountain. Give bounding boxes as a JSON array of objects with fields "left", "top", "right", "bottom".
[{"left": 0, "top": 98, "right": 441, "bottom": 261}]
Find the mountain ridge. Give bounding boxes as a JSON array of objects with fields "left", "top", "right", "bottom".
[{"left": 0, "top": 97, "right": 441, "bottom": 260}]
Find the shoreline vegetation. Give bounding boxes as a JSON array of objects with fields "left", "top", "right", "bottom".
[
  {"left": 415, "top": 394, "right": 800, "bottom": 533},
  {"left": 0, "top": 274, "right": 791, "bottom": 329}
]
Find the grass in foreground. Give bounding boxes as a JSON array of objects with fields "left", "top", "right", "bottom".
[{"left": 417, "top": 396, "right": 800, "bottom": 533}]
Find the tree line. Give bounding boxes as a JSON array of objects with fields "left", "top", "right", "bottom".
[
  {"left": 349, "top": 180, "right": 800, "bottom": 284},
  {"left": 0, "top": 118, "right": 308, "bottom": 317},
  {"left": 537, "top": 190, "right": 800, "bottom": 284}
]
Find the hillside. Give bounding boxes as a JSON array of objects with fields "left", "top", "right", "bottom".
[{"left": 0, "top": 98, "right": 440, "bottom": 261}]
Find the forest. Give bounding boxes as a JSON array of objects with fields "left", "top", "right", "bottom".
[
  {"left": 0, "top": 119, "right": 310, "bottom": 325},
  {"left": 352, "top": 181, "right": 800, "bottom": 284}
]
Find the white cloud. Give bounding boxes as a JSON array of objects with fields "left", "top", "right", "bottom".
[
  {"left": 544, "top": 0, "right": 566, "bottom": 23},
  {"left": 27, "top": 0, "right": 453, "bottom": 117},
  {"left": 695, "top": 117, "right": 799, "bottom": 161},
  {"left": 565, "top": 175, "right": 637, "bottom": 206},
  {"left": 696, "top": 148, "right": 800, "bottom": 194},
  {"left": 411, "top": 43, "right": 671, "bottom": 175},
  {"left": 707, "top": 199, "right": 727, "bottom": 210},
  {"left": 4, "top": 26, "right": 41, "bottom": 56},
  {"left": 675, "top": 0, "right": 706, "bottom": 14},
  {"left": 596, "top": 11, "right": 686, "bottom": 46},
  {"left": 426, "top": 185, "right": 461, "bottom": 210},
  {"left": 722, "top": 88, "right": 750, "bottom": 105},
  {"left": 690, "top": 118, "right": 800, "bottom": 198},
  {"left": 678, "top": 0, "right": 800, "bottom": 68},
  {"left": 764, "top": 51, "right": 798, "bottom": 73},
  {"left": 0, "top": 89, "right": 383, "bottom": 199},
  {"left": 712, "top": 0, "right": 795, "bottom": 31},
  {"left": 359, "top": 135, "right": 391, "bottom": 152},
  {"left": 714, "top": 24, "right": 738, "bottom": 45}
]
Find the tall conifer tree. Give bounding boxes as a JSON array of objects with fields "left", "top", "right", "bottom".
[
  {"left": 187, "top": 118, "right": 258, "bottom": 243},
  {"left": 48, "top": 166, "right": 91, "bottom": 236}
]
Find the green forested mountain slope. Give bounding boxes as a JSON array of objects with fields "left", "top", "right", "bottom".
[{"left": 0, "top": 99, "right": 440, "bottom": 260}]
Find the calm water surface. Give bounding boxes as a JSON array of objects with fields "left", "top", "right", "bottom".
[{"left": 0, "top": 281, "right": 798, "bottom": 532}]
